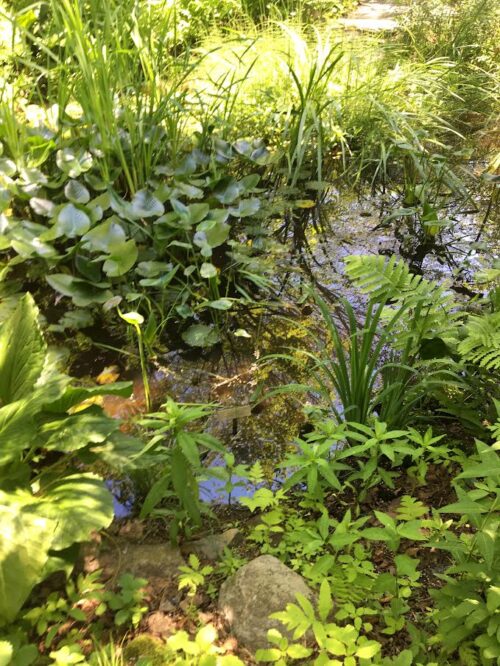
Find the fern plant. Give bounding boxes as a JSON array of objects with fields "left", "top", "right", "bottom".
[{"left": 458, "top": 311, "right": 500, "bottom": 370}]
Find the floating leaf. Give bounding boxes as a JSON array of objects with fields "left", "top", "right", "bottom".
[{"left": 182, "top": 324, "right": 220, "bottom": 347}]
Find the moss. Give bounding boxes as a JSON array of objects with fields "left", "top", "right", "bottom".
[{"left": 123, "top": 634, "right": 167, "bottom": 666}]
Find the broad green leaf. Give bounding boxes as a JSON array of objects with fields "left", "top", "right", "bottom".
[
  {"left": 29, "top": 197, "right": 55, "bottom": 217},
  {"left": 56, "top": 148, "right": 92, "bottom": 178},
  {"left": 0, "top": 293, "right": 45, "bottom": 404},
  {"left": 102, "top": 239, "right": 138, "bottom": 277},
  {"left": 287, "top": 644, "right": 312, "bottom": 659},
  {"left": 207, "top": 299, "right": 233, "bottom": 310},
  {"left": 46, "top": 274, "right": 112, "bottom": 307},
  {"left": 0, "top": 399, "right": 39, "bottom": 465},
  {"left": 487, "top": 586, "right": 500, "bottom": 612},
  {"left": 439, "top": 498, "right": 487, "bottom": 515},
  {"left": 254, "top": 648, "right": 281, "bottom": 661},
  {"left": 181, "top": 324, "right": 220, "bottom": 347},
  {"left": 36, "top": 473, "right": 113, "bottom": 550},
  {"left": 0, "top": 491, "right": 55, "bottom": 623},
  {"left": 0, "top": 158, "right": 16, "bottom": 177},
  {"left": 81, "top": 217, "right": 126, "bottom": 252},
  {"left": 200, "top": 263, "right": 217, "bottom": 279},
  {"left": 131, "top": 190, "right": 164, "bottom": 218},
  {"left": 64, "top": 180, "right": 90, "bottom": 204},
  {"left": 119, "top": 311, "right": 144, "bottom": 326},
  {"left": 136, "top": 261, "right": 172, "bottom": 278},
  {"left": 51, "top": 204, "right": 91, "bottom": 239},
  {"left": 355, "top": 641, "right": 381, "bottom": 659},
  {"left": 228, "top": 197, "right": 261, "bottom": 218},
  {"left": 41, "top": 414, "right": 119, "bottom": 452},
  {"left": 318, "top": 579, "right": 333, "bottom": 622},
  {"left": 0, "top": 641, "right": 12, "bottom": 666}
]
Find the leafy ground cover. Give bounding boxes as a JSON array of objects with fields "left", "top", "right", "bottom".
[{"left": 0, "top": 0, "right": 499, "bottom": 663}]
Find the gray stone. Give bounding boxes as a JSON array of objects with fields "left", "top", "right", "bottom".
[
  {"left": 186, "top": 528, "right": 239, "bottom": 561},
  {"left": 88, "top": 541, "right": 185, "bottom": 581},
  {"left": 218, "top": 555, "right": 315, "bottom": 653}
]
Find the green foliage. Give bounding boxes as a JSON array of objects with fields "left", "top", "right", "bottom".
[
  {"left": 0, "top": 294, "right": 140, "bottom": 625},
  {"left": 430, "top": 439, "right": 500, "bottom": 663},
  {"left": 178, "top": 554, "right": 214, "bottom": 599},
  {"left": 105, "top": 574, "right": 148, "bottom": 628},
  {"left": 138, "top": 400, "right": 224, "bottom": 539},
  {"left": 165, "top": 624, "right": 245, "bottom": 665},
  {"left": 270, "top": 580, "right": 381, "bottom": 665},
  {"left": 255, "top": 628, "right": 312, "bottom": 664}
]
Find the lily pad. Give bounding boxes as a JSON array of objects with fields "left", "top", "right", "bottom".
[{"left": 182, "top": 324, "right": 220, "bottom": 347}]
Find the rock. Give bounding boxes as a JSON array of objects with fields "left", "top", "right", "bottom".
[
  {"left": 218, "top": 555, "right": 315, "bottom": 653},
  {"left": 146, "top": 611, "right": 176, "bottom": 638},
  {"left": 185, "top": 528, "right": 239, "bottom": 561},
  {"left": 86, "top": 541, "right": 185, "bottom": 581}
]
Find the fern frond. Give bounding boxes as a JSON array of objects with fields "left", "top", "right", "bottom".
[
  {"left": 458, "top": 312, "right": 500, "bottom": 370},
  {"left": 458, "top": 643, "right": 480, "bottom": 666},
  {"left": 344, "top": 254, "right": 459, "bottom": 347},
  {"left": 344, "top": 255, "right": 425, "bottom": 300}
]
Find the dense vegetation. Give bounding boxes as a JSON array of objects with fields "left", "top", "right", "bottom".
[{"left": 0, "top": 0, "right": 499, "bottom": 664}]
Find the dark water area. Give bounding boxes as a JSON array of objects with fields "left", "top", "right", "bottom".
[{"left": 71, "top": 188, "right": 498, "bottom": 516}]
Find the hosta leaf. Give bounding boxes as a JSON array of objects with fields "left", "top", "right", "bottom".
[
  {"left": 41, "top": 413, "right": 119, "bottom": 452},
  {"left": 0, "top": 491, "right": 55, "bottom": 623},
  {"left": 131, "top": 190, "right": 164, "bottom": 218},
  {"left": 36, "top": 473, "right": 113, "bottom": 550},
  {"left": 0, "top": 641, "right": 12, "bottom": 666},
  {"left": 0, "top": 399, "right": 39, "bottom": 465},
  {"left": 102, "top": 239, "right": 138, "bottom": 277},
  {"left": 64, "top": 180, "right": 90, "bottom": 204},
  {"left": 0, "top": 293, "right": 45, "bottom": 404}
]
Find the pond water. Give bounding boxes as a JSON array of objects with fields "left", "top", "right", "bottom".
[{"left": 82, "top": 186, "right": 498, "bottom": 515}]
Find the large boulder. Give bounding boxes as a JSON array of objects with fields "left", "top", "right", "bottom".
[{"left": 218, "top": 555, "right": 315, "bottom": 653}]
